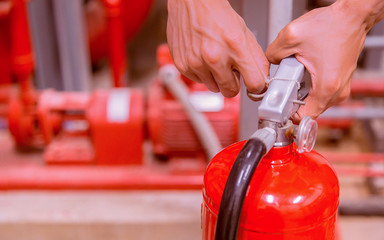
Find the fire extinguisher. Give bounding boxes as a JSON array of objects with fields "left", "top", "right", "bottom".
[{"left": 202, "top": 57, "right": 340, "bottom": 239}]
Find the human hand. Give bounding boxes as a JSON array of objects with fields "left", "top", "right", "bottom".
[
  {"left": 167, "top": 0, "right": 269, "bottom": 97},
  {"left": 266, "top": 1, "right": 379, "bottom": 122}
]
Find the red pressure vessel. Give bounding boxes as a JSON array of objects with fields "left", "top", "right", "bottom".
[{"left": 202, "top": 142, "right": 339, "bottom": 239}]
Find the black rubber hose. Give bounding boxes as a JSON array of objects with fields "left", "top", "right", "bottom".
[{"left": 215, "top": 138, "right": 267, "bottom": 240}]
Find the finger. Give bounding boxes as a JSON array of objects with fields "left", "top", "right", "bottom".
[
  {"left": 193, "top": 69, "right": 220, "bottom": 92},
  {"left": 200, "top": 47, "right": 239, "bottom": 96},
  {"left": 266, "top": 24, "right": 299, "bottom": 64},
  {"left": 182, "top": 72, "right": 202, "bottom": 83},
  {"left": 236, "top": 62, "right": 267, "bottom": 94},
  {"left": 186, "top": 52, "right": 220, "bottom": 92},
  {"left": 200, "top": 42, "right": 235, "bottom": 95},
  {"left": 209, "top": 65, "right": 239, "bottom": 97},
  {"left": 181, "top": 70, "right": 201, "bottom": 84},
  {"left": 234, "top": 30, "right": 269, "bottom": 94}
]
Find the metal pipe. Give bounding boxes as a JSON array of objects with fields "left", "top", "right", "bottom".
[
  {"left": 28, "top": 0, "right": 63, "bottom": 90},
  {"left": 319, "top": 106, "right": 384, "bottom": 119},
  {"left": 53, "top": 0, "right": 91, "bottom": 91},
  {"left": 268, "top": 0, "right": 293, "bottom": 44},
  {"left": 159, "top": 65, "right": 223, "bottom": 160},
  {"left": 364, "top": 36, "right": 384, "bottom": 48}
]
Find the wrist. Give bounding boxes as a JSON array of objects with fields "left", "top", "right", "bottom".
[{"left": 335, "top": 0, "right": 384, "bottom": 31}]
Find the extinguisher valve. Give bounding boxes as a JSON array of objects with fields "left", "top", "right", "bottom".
[
  {"left": 253, "top": 56, "right": 318, "bottom": 150},
  {"left": 250, "top": 127, "right": 276, "bottom": 152}
]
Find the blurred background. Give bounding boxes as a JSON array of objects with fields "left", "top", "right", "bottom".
[{"left": 0, "top": 0, "right": 383, "bottom": 239}]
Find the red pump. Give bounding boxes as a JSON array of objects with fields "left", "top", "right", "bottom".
[
  {"left": 148, "top": 44, "right": 239, "bottom": 160},
  {"left": 201, "top": 57, "right": 340, "bottom": 239}
]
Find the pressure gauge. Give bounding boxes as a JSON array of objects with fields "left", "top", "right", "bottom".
[{"left": 295, "top": 116, "right": 318, "bottom": 153}]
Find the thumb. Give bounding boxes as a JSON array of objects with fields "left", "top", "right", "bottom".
[{"left": 266, "top": 25, "right": 299, "bottom": 64}]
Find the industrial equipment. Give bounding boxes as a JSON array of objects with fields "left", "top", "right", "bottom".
[
  {"left": 202, "top": 57, "right": 339, "bottom": 239},
  {"left": 0, "top": 0, "right": 31, "bottom": 120},
  {"left": 88, "top": 0, "right": 153, "bottom": 87},
  {"left": 11, "top": 88, "right": 144, "bottom": 165},
  {"left": 148, "top": 44, "right": 239, "bottom": 161},
  {"left": 0, "top": 1, "right": 11, "bottom": 119},
  {"left": 7, "top": 0, "right": 144, "bottom": 163},
  {"left": 1, "top": 1, "right": 207, "bottom": 189}
]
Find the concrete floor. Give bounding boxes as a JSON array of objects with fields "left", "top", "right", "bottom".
[
  {"left": 0, "top": 190, "right": 383, "bottom": 240},
  {"left": 0, "top": 191, "right": 201, "bottom": 240}
]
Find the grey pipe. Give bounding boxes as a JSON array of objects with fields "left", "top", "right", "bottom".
[
  {"left": 365, "top": 36, "right": 384, "bottom": 48},
  {"left": 159, "top": 65, "right": 223, "bottom": 160},
  {"left": 319, "top": 106, "right": 384, "bottom": 119}
]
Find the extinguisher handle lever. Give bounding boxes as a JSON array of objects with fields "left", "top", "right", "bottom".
[{"left": 257, "top": 56, "right": 311, "bottom": 125}]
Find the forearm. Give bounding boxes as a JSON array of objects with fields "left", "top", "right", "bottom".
[{"left": 336, "top": 0, "right": 384, "bottom": 30}]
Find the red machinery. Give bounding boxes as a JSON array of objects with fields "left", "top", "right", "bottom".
[
  {"left": 88, "top": 0, "right": 153, "bottom": 87},
  {"left": 0, "top": 1, "right": 11, "bottom": 119},
  {"left": 0, "top": 1, "right": 11, "bottom": 89},
  {"left": 1, "top": 0, "right": 206, "bottom": 190},
  {"left": 32, "top": 89, "right": 143, "bottom": 165},
  {"left": 0, "top": 0, "right": 25, "bottom": 119},
  {"left": 88, "top": 0, "right": 153, "bottom": 62},
  {"left": 148, "top": 44, "right": 240, "bottom": 161},
  {"left": 3, "top": 84, "right": 206, "bottom": 189},
  {"left": 7, "top": 0, "right": 144, "bottom": 165}
]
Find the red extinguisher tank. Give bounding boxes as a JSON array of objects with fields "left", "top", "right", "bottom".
[{"left": 202, "top": 141, "right": 339, "bottom": 239}]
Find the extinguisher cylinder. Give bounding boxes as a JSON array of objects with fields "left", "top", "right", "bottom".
[
  {"left": 215, "top": 127, "right": 276, "bottom": 240},
  {"left": 202, "top": 137, "right": 339, "bottom": 240}
]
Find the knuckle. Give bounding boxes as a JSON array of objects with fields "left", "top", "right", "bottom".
[
  {"left": 183, "top": 72, "right": 200, "bottom": 83},
  {"left": 186, "top": 55, "right": 203, "bottom": 70},
  {"left": 312, "top": 102, "right": 328, "bottom": 117},
  {"left": 311, "top": 93, "right": 329, "bottom": 111},
  {"left": 281, "top": 23, "right": 299, "bottom": 45},
  {"left": 324, "top": 85, "right": 338, "bottom": 95},
  {"left": 322, "top": 79, "right": 341, "bottom": 95},
  {"left": 310, "top": 112, "right": 321, "bottom": 120},
  {"left": 201, "top": 46, "right": 221, "bottom": 65},
  {"left": 338, "top": 88, "right": 351, "bottom": 102},
  {"left": 224, "top": 31, "right": 245, "bottom": 47},
  {"left": 174, "top": 61, "right": 187, "bottom": 74}
]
